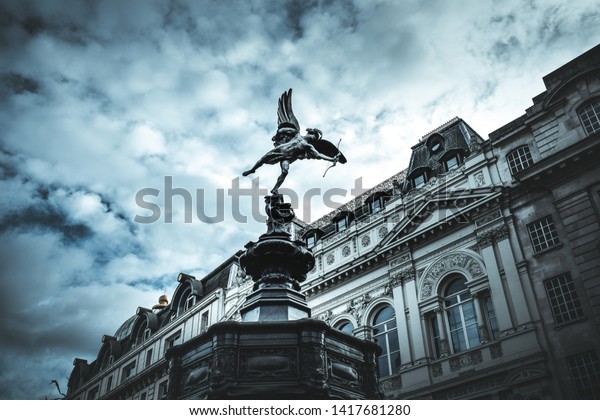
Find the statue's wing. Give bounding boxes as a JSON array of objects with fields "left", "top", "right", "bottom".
[
  {"left": 277, "top": 89, "right": 301, "bottom": 131},
  {"left": 312, "top": 139, "right": 347, "bottom": 164}
]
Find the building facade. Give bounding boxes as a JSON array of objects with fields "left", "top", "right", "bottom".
[{"left": 66, "top": 44, "right": 600, "bottom": 400}]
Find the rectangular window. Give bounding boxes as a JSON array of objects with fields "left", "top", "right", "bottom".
[
  {"left": 87, "top": 385, "right": 99, "bottom": 400},
  {"left": 567, "top": 351, "right": 600, "bottom": 398},
  {"left": 157, "top": 380, "right": 169, "bottom": 399},
  {"left": 165, "top": 331, "right": 182, "bottom": 354},
  {"left": 143, "top": 327, "right": 151, "bottom": 341},
  {"left": 444, "top": 155, "right": 460, "bottom": 171},
  {"left": 413, "top": 173, "right": 426, "bottom": 188},
  {"left": 145, "top": 348, "right": 153, "bottom": 368},
  {"left": 106, "top": 376, "right": 113, "bottom": 393},
  {"left": 544, "top": 273, "right": 584, "bottom": 325},
  {"left": 201, "top": 311, "right": 209, "bottom": 332},
  {"left": 527, "top": 216, "right": 560, "bottom": 253},
  {"left": 336, "top": 217, "right": 347, "bottom": 232},
  {"left": 121, "top": 361, "right": 136, "bottom": 384},
  {"left": 140, "top": 392, "right": 147, "bottom": 400},
  {"left": 185, "top": 294, "right": 196, "bottom": 311},
  {"left": 507, "top": 146, "right": 534, "bottom": 175},
  {"left": 369, "top": 198, "right": 382, "bottom": 214},
  {"left": 579, "top": 99, "right": 600, "bottom": 136},
  {"left": 306, "top": 235, "right": 316, "bottom": 247}
]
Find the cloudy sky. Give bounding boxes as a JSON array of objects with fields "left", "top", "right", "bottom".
[{"left": 0, "top": 0, "right": 598, "bottom": 399}]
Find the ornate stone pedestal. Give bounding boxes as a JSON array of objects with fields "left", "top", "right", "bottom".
[
  {"left": 165, "top": 195, "right": 381, "bottom": 399},
  {"left": 239, "top": 194, "right": 314, "bottom": 321},
  {"left": 166, "top": 319, "right": 381, "bottom": 400}
]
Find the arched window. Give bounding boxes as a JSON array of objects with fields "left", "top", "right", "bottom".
[
  {"left": 578, "top": 98, "right": 600, "bottom": 136},
  {"left": 444, "top": 277, "right": 479, "bottom": 353},
  {"left": 372, "top": 306, "right": 400, "bottom": 377},
  {"left": 134, "top": 319, "right": 149, "bottom": 346},
  {"left": 335, "top": 320, "right": 354, "bottom": 335},
  {"left": 507, "top": 146, "right": 534, "bottom": 175}
]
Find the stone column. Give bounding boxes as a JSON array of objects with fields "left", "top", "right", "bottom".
[
  {"left": 403, "top": 271, "right": 426, "bottom": 361},
  {"left": 472, "top": 292, "right": 490, "bottom": 343},
  {"left": 435, "top": 308, "right": 450, "bottom": 357},
  {"left": 390, "top": 275, "right": 412, "bottom": 366},
  {"left": 478, "top": 232, "right": 514, "bottom": 332},
  {"left": 495, "top": 226, "right": 532, "bottom": 327}
]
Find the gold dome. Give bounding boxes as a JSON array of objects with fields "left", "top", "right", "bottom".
[{"left": 152, "top": 295, "right": 169, "bottom": 310}]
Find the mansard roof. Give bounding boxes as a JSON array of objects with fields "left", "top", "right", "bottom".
[
  {"left": 403, "top": 118, "right": 481, "bottom": 189},
  {"left": 298, "top": 117, "right": 483, "bottom": 237}
]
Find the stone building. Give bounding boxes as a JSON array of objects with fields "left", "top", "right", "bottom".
[{"left": 66, "top": 44, "right": 600, "bottom": 400}]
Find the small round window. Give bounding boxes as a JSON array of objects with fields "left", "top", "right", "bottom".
[{"left": 427, "top": 134, "right": 444, "bottom": 154}]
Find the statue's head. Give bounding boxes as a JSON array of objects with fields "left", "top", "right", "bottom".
[{"left": 275, "top": 122, "right": 298, "bottom": 141}]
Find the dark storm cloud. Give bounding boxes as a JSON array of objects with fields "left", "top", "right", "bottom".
[{"left": 0, "top": 0, "right": 598, "bottom": 400}]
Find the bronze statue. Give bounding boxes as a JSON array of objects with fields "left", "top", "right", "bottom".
[{"left": 243, "top": 89, "right": 346, "bottom": 194}]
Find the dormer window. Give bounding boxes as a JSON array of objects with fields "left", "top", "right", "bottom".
[
  {"left": 303, "top": 228, "right": 323, "bottom": 248},
  {"left": 336, "top": 217, "right": 348, "bottom": 232},
  {"left": 427, "top": 134, "right": 445, "bottom": 154},
  {"left": 332, "top": 212, "right": 354, "bottom": 233},
  {"left": 185, "top": 294, "right": 196, "bottom": 312},
  {"left": 443, "top": 154, "right": 461, "bottom": 171},
  {"left": 369, "top": 198, "right": 382, "bottom": 214},
  {"left": 413, "top": 172, "right": 427, "bottom": 188}
]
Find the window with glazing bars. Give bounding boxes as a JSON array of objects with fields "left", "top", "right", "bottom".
[
  {"left": 507, "top": 146, "right": 534, "bottom": 175},
  {"left": 578, "top": 98, "right": 600, "bottom": 136},
  {"left": 567, "top": 351, "right": 600, "bottom": 399},
  {"left": 527, "top": 216, "right": 560, "bottom": 252},
  {"left": 544, "top": 273, "right": 584, "bottom": 325}
]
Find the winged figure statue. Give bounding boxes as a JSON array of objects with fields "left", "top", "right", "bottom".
[{"left": 242, "top": 89, "right": 346, "bottom": 194}]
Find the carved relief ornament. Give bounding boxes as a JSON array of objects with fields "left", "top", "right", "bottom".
[{"left": 419, "top": 252, "right": 485, "bottom": 299}]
